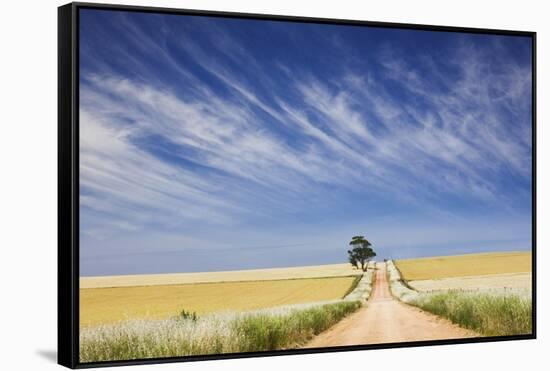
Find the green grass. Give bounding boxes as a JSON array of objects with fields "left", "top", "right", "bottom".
[
  {"left": 80, "top": 300, "right": 361, "bottom": 362},
  {"left": 411, "top": 290, "right": 532, "bottom": 336},
  {"left": 233, "top": 301, "right": 361, "bottom": 352}
]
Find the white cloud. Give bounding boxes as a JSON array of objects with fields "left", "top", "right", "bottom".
[{"left": 79, "top": 18, "right": 532, "bottom": 248}]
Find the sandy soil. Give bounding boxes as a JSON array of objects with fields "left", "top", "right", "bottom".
[{"left": 305, "top": 263, "right": 478, "bottom": 347}]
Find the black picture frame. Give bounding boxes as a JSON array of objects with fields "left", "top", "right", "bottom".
[{"left": 58, "top": 2, "right": 537, "bottom": 369}]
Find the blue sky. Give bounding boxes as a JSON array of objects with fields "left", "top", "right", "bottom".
[{"left": 79, "top": 9, "right": 533, "bottom": 276}]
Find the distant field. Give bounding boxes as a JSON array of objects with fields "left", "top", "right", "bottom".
[
  {"left": 80, "top": 276, "right": 356, "bottom": 327},
  {"left": 395, "top": 251, "right": 531, "bottom": 281},
  {"left": 409, "top": 272, "right": 532, "bottom": 293},
  {"left": 80, "top": 263, "right": 360, "bottom": 289},
  {"left": 392, "top": 253, "right": 533, "bottom": 337}
]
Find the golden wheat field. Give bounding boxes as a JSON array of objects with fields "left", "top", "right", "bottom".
[
  {"left": 395, "top": 251, "right": 531, "bottom": 281},
  {"left": 80, "top": 263, "right": 360, "bottom": 289},
  {"left": 80, "top": 276, "right": 356, "bottom": 327}
]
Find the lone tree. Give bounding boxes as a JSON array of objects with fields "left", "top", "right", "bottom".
[{"left": 347, "top": 236, "right": 376, "bottom": 272}]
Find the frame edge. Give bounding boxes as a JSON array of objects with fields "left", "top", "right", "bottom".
[
  {"left": 72, "top": 1, "right": 535, "bottom": 36},
  {"left": 531, "top": 31, "right": 537, "bottom": 339},
  {"left": 58, "top": 2, "right": 78, "bottom": 369}
]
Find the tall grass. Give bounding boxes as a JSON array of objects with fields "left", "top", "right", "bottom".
[
  {"left": 411, "top": 290, "right": 532, "bottom": 336},
  {"left": 386, "top": 260, "right": 419, "bottom": 303},
  {"left": 80, "top": 300, "right": 361, "bottom": 362},
  {"left": 233, "top": 301, "right": 361, "bottom": 352},
  {"left": 342, "top": 275, "right": 362, "bottom": 298},
  {"left": 344, "top": 264, "right": 375, "bottom": 301}
]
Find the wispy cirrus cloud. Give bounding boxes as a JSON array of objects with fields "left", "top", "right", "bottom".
[{"left": 79, "top": 10, "right": 532, "bottom": 274}]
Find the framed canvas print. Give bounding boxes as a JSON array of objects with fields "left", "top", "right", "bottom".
[{"left": 58, "top": 2, "right": 536, "bottom": 368}]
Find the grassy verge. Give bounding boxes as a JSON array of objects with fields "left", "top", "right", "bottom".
[
  {"left": 386, "top": 260, "right": 419, "bottom": 303},
  {"left": 342, "top": 275, "right": 363, "bottom": 298},
  {"left": 80, "top": 300, "right": 361, "bottom": 362},
  {"left": 410, "top": 290, "right": 532, "bottom": 336},
  {"left": 344, "top": 265, "right": 375, "bottom": 301}
]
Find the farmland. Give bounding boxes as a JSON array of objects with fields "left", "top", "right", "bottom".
[
  {"left": 79, "top": 264, "right": 374, "bottom": 361},
  {"left": 79, "top": 251, "right": 533, "bottom": 361},
  {"left": 80, "top": 300, "right": 362, "bottom": 362},
  {"left": 80, "top": 263, "right": 361, "bottom": 289},
  {"left": 80, "top": 275, "right": 357, "bottom": 327},
  {"left": 409, "top": 273, "right": 532, "bottom": 294},
  {"left": 395, "top": 251, "right": 531, "bottom": 281},
  {"left": 392, "top": 251, "right": 533, "bottom": 337}
]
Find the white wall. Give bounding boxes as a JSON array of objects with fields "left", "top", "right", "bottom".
[{"left": 0, "top": 0, "right": 546, "bottom": 370}]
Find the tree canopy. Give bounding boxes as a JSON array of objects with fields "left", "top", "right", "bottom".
[{"left": 347, "top": 236, "right": 376, "bottom": 272}]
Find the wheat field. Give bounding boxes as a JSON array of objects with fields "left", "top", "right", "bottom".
[
  {"left": 395, "top": 251, "right": 531, "bottom": 281},
  {"left": 409, "top": 272, "right": 532, "bottom": 293},
  {"left": 390, "top": 254, "right": 533, "bottom": 337},
  {"left": 80, "top": 276, "right": 356, "bottom": 327},
  {"left": 80, "top": 263, "right": 361, "bottom": 289}
]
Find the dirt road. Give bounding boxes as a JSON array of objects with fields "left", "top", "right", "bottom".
[{"left": 305, "top": 263, "right": 478, "bottom": 347}]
